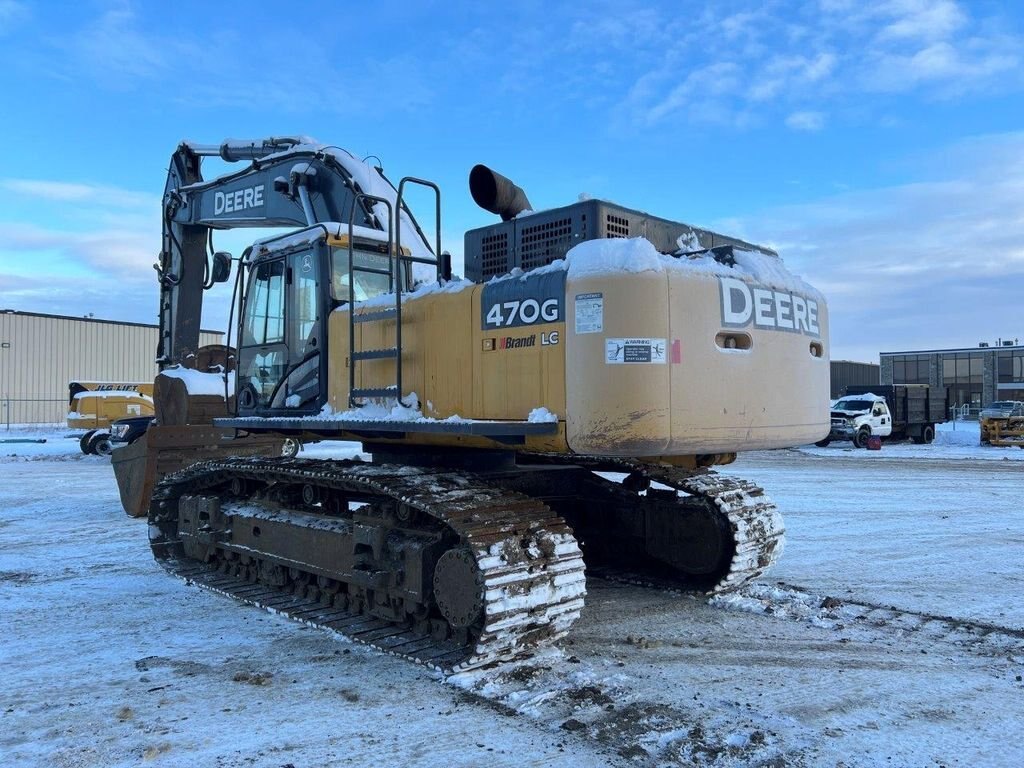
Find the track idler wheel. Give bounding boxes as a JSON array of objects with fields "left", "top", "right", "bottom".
[{"left": 433, "top": 548, "right": 484, "bottom": 630}]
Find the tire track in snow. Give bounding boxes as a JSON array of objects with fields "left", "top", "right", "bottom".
[{"left": 712, "top": 580, "right": 1024, "bottom": 662}]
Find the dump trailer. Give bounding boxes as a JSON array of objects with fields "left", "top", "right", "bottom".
[
  {"left": 844, "top": 384, "right": 948, "bottom": 443},
  {"left": 112, "top": 137, "right": 830, "bottom": 672}
]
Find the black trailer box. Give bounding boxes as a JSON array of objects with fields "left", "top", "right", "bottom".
[{"left": 845, "top": 384, "right": 949, "bottom": 441}]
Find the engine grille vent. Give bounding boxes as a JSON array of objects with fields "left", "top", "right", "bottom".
[
  {"left": 520, "top": 217, "right": 573, "bottom": 270},
  {"left": 480, "top": 232, "right": 509, "bottom": 278},
  {"left": 606, "top": 214, "right": 630, "bottom": 238},
  {"left": 463, "top": 199, "right": 777, "bottom": 282}
]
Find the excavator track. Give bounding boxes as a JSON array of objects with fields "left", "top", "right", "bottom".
[
  {"left": 148, "top": 457, "right": 586, "bottom": 673},
  {"left": 606, "top": 459, "right": 785, "bottom": 594},
  {"left": 520, "top": 455, "right": 785, "bottom": 595}
]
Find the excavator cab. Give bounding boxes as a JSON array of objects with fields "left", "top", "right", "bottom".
[
  {"left": 236, "top": 232, "right": 327, "bottom": 416},
  {"left": 235, "top": 227, "right": 413, "bottom": 417},
  {"left": 237, "top": 251, "right": 321, "bottom": 414}
]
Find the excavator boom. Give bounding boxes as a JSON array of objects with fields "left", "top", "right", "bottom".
[{"left": 156, "top": 137, "right": 435, "bottom": 367}]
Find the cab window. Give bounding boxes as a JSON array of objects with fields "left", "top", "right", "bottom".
[
  {"left": 330, "top": 246, "right": 405, "bottom": 303},
  {"left": 242, "top": 259, "right": 285, "bottom": 346}
]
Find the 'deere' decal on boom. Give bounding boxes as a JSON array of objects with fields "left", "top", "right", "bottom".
[{"left": 718, "top": 277, "right": 820, "bottom": 338}]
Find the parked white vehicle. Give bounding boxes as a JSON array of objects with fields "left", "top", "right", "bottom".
[
  {"left": 979, "top": 401, "right": 1024, "bottom": 420},
  {"left": 818, "top": 393, "right": 893, "bottom": 448}
]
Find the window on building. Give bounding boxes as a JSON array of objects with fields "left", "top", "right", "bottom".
[
  {"left": 937, "top": 350, "right": 989, "bottom": 407},
  {"left": 891, "top": 354, "right": 931, "bottom": 384},
  {"left": 997, "top": 352, "right": 1024, "bottom": 384},
  {"left": 943, "top": 358, "right": 956, "bottom": 381},
  {"left": 970, "top": 354, "right": 983, "bottom": 383}
]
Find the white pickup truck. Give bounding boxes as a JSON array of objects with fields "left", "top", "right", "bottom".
[{"left": 817, "top": 393, "right": 893, "bottom": 448}]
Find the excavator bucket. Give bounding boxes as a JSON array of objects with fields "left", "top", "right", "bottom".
[
  {"left": 112, "top": 370, "right": 285, "bottom": 517},
  {"left": 112, "top": 425, "right": 285, "bottom": 517}
]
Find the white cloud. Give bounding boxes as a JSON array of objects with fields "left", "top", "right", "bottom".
[
  {"left": 0, "top": 173, "right": 162, "bottom": 323},
  {"left": 875, "top": 0, "right": 966, "bottom": 42},
  {"left": 69, "top": 1, "right": 173, "bottom": 83},
  {"left": 749, "top": 53, "right": 837, "bottom": 101},
  {"left": 0, "top": 179, "right": 157, "bottom": 209},
  {"left": 785, "top": 111, "right": 826, "bottom": 131},
  {"left": 645, "top": 63, "right": 743, "bottom": 124},
  {"left": 0, "top": 220, "right": 155, "bottom": 277},
  {"left": 862, "top": 40, "right": 1019, "bottom": 94},
  {"left": 620, "top": 1, "right": 1021, "bottom": 128},
  {"left": 716, "top": 133, "right": 1024, "bottom": 361},
  {"left": 54, "top": 3, "right": 434, "bottom": 114}
]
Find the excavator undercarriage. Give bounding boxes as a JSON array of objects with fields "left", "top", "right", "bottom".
[{"left": 149, "top": 452, "right": 782, "bottom": 671}]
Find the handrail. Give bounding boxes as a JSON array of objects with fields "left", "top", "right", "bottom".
[
  {"left": 394, "top": 178, "right": 442, "bottom": 415},
  {"left": 348, "top": 194, "right": 396, "bottom": 407},
  {"left": 395, "top": 176, "right": 443, "bottom": 281}
]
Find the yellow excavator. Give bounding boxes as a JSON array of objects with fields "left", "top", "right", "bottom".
[{"left": 112, "top": 137, "right": 830, "bottom": 671}]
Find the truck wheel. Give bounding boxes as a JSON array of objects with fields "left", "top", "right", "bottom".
[
  {"left": 88, "top": 432, "right": 113, "bottom": 457},
  {"left": 281, "top": 438, "right": 301, "bottom": 458},
  {"left": 814, "top": 438, "right": 831, "bottom": 447},
  {"left": 854, "top": 428, "right": 871, "bottom": 449},
  {"left": 921, "top": 425, "right": 935, "bottom": 444},
  {"left": 79, "top": 430, "right": 97, "bottom": 454}
]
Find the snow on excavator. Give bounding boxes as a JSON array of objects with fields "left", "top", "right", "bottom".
[{"left": 113, "top": 136, "right": 830, "bottom": 671}]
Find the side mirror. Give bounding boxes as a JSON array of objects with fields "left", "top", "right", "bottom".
[{"left": 211, "top": 251, "right": 232, "bottom": 283}]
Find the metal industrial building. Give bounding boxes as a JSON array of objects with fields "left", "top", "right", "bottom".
[
  {"left": 0, "top": 310, "right": 222, "bottom": 425},
  {"left": 881, "top": 340, "right": 1024, "bottom": 411},
  {"left": 829, "top": 360, "right": 880, "bottom": 399}
]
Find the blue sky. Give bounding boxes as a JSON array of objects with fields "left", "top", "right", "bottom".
[{"left": 0, "top": 0, "right": 1022, "bottom": 362}]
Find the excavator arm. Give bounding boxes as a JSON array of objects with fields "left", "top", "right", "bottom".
[
  {"left": 155, "top": 137, "right": 434, "bottom": 367},
  {"left": 115, "top": 137, "right": 439, "bottom": 518}
]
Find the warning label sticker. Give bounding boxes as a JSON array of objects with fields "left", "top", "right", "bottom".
[
  {"left": 605, "top": 338, "right": 667, "bottom": 364},
  {"left": 574, "top": 292, "right": 603, "bottom": 334}
]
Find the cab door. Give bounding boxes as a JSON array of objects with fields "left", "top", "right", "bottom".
[
  {"left": 280, "top": 248, "right": 325, "bottom": 411},
  {"left": 872, "top": 401, "right": 891, "bottom": 434},
  {"left": 237, "top": 247, "right": 327, "bottom": 415},
  {"left": 238, "top": 257, "right": 288, "bottom": 413}
]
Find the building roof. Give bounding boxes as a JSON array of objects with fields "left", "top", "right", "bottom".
[
  {"left": 881, "top": 344, "right": 1023, "bottom": 356},
  {"left": 1, "top": 309, "right": 222, "bottom": 336}
]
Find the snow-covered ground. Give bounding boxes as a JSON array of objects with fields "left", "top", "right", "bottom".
[
  {"left": 800, "top": 420, "right": 1024, "bottom": 462},
  {"left": 2, "top": 425, "right": 1023, "bottom": 766}
]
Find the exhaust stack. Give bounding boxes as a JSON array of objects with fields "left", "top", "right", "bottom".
[{"left": 469, "top": 164, "right": 532, "bottom": 221}]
